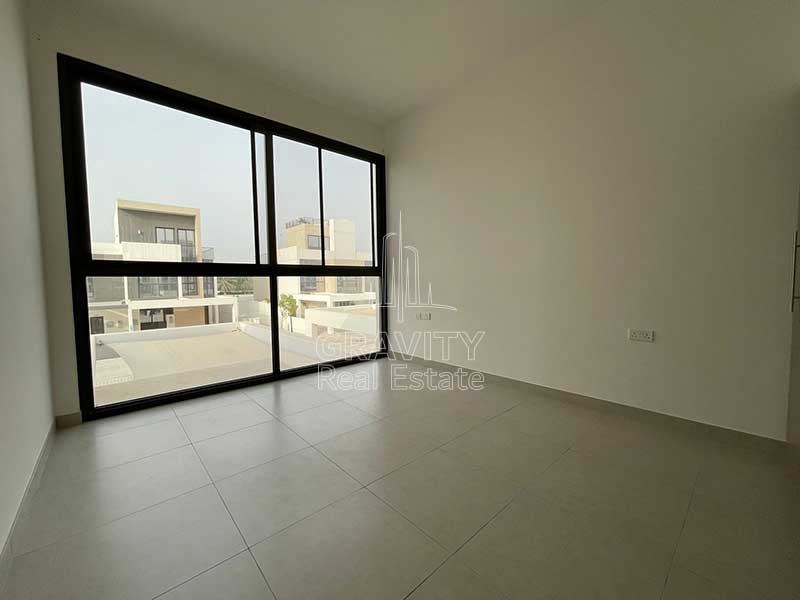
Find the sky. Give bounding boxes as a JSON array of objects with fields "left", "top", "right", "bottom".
[{"left": 82, "top": 83, "right": 374, "bottom": 264}]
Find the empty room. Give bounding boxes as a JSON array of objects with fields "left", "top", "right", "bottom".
[{"left": 2, "top": 0, "right": 800, "bottom": 598}]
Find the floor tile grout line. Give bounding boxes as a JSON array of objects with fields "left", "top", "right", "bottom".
[
  {"left": 363, "top": 487, "right": 450, "bottom": 553},
  {"left": 180, "top": 411, "right": 276, "bottom": 445},
  {"left": 150, "top": 549, "right": 252, "bottom": 600},
  {"left": 251, "top": 394, "right": 340, "bottom": 420},
  {"left": 211, "top": 444, "right": 312, "bottom": 484},
  {"left": 174, "top": 415, "right": 248, "bottom": 546},
  {"left": 272, "top": 407, "right": 382, "bottom": 447},
  {"left": 313, "top": 402, "right": 506, "bottom": 490},
  {"left": 10, "top": 482, "right": 218, "bottom": 561},
  {"left": 399, "top": 444, "right": 573, "bottom": 600},
  {"left": 89, "top": 414, "right": 177, "bottom": 439},
  {"left": 177, "top": 409, "right": 319, "bottom": 600},
  {"left": 33, "top": 441, "right": 195, "bottom": 500},
  {"left": 184, "top": 414, "right": 298, "bottom": 447},
  {"left": 658, "top": 466, "right": 701, "bottom": 600},
  {"left": 20, "top": 388, "right": 536, "bottom": 564},
  {"left": 282, "top": 394, "right": 380, "bottom": 421},
  {"left": 243, "top": 484, "right": 368, "bottom": 550},
  {"left": 400, "top": 494, "right": 518, "bottom": 600},
  {"left": 171, "top": 393, "right": 252, "bottom": 418},
  {"left": 247, "top": 546, "right": 280, "bottom": 600},
  {"left": 172, "top": 412, "right": 267, "bottom": 599}
]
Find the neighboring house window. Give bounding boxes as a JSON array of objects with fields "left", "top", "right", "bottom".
[
  {"left": 182, "top": 276, "right": 198, "bottom": 296},
  {"left": 307, "top": 235, "right": 330, "bottom": 250},
  {"left": 336, "top": 277, "right": 361, "bottom": 294},
  {"left": 300, "top": 276, "right": 323, "bottom": 292},
  {"left": 138, "top": 276, "right": 178, "bottom": 298},
  {"left": 155, "top": 227, "right": 175, "bottom": 244},
  {"left": 177, "top": 228, "right": 196, "bottom": 262},
  {"left": 203, "top": 276, "right": 215, "bottom": 297}
]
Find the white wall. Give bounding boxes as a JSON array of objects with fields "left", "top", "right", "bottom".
[
  {"left": 386, "top": 0, "right": 800, "bottom": 440},
  {"left": 24, "top": 0, "right": 385, "bottom": 417},
  {"left": 0, "top": 0, "right": 54, "bottom": 556}
]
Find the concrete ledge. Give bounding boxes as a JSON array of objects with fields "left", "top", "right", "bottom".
[{"left": 0, "top": 420, "right": 54, "bottom": 596}]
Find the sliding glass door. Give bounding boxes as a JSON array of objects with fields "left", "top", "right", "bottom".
[{"left": 58, "top": 55, "right": 386, "bottom": 419}]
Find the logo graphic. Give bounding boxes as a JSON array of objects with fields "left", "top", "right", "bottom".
[{"left": 316, "top": 210, "right": 485, "bottom": 393}]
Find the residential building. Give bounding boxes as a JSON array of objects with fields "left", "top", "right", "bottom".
[{"left": 87, "top": 200, "right": 237, "bottom": 334}]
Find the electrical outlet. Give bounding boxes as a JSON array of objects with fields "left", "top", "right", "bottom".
[{"left": 628, "top": 328, "right": 654, "bottom": 343}]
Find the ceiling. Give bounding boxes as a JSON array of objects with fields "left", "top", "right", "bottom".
[{"left": 65, "top": 0, "right": 592, "bottom": 125}]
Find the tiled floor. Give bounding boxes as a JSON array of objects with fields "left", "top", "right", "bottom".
[{"left": 3, "top": 359, "right": 799, "bottom": 599}]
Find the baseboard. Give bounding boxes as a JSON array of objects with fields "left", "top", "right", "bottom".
[
  {"left": 0, "top": 420, "right": 55, "bottom": 596},
  {"left": 55, "top": 411, "right": 82, "bottom": 428},
  {"left": 402, "top": 354, "right": 791, "bottom": 454}
]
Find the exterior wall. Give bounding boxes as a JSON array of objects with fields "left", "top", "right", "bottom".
[
  {"left": 386, "top": 0, "right": 800, "bottom": 440},
  {"left": 89, "top": 276, "right": 125, "bottom": 303},
  {"left": 88, "top": 307, "right": 129, "bottom": 333},
  {"left": 117, "top": 209, "right": 195, "bottom": 247},
  {"left": 174, "top": 306, "right": 206, "bottom": 327},
  {"left": 0, "top": 0, "right": 54, "bottom": 563}
]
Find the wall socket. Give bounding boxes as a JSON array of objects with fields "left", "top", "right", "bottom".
[{"left": 628, "top": 328, "right": 655, "bottom": 343}]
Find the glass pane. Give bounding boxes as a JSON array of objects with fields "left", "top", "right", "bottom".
[
  {"left": 322, "top": 150, "right": 374, "bottom": 266},
  {"left": 255, "top": 133, "right": 269, "bottom": 263},
  {"left": 82, "top": 83, "right": 255, "bottom": 264},
  {"left": 277, "top": 276, "right": 380, "bottom": 370},
  {"left": 87, "top": 275, "right": 272, "bottom": 407},
  {"left": 273, "top": 136, "right": 321, "bottom": 265}
]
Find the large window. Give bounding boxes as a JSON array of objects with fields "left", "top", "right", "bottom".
[{"left": 60, "top": 55, "right": 385, "bottom": 418}]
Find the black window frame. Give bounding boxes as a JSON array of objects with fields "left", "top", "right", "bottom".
[{"left": 59, "top": 54, "right": 387, "bottom": 421}]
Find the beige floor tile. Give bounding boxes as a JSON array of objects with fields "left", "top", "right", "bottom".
[
  {"left": 251, "top": 489, "right": 446, "bottom": 600},
  {"left": 12, "top": 445, "right": 209, "bottom": 555},
  {"left": 281, "top": 401, "right": 377, "bottom": 444},
  {"left": 343, "top": 388, "right": 433, "bottom": 418},
  {"left": 217, "top": 447, "right": 361, "bottom": 546},
  {"left": 674, "top": 468, "right": 800, "bottom": 600},
  {"left": 571, "top": 413, "right": 704, "bottom": 493},
  {"left": 193, "top": 420, "right": 308, "bottom": 481},
  {"left": 440, "top": 419, "right": 569, "bottom": 486},
  {"left": 4, "top": 486, "right": 244, "bottom": 600},
  {"left": 456, "top": 492, "right": 673, "bottom": 599},
  {"left": 313, "top": 361, "right": 386, "bottom": 400},
  {"left": 41, "top": 419, "right": 190, "bottom": 486},
  {"left": 156, "top": 551, "right": 274, "bottom": 600},
  {"left": 369, "top": 450, "right": 518, "bottom": 550},
  {"left": 427, "top": 385, "right": 526, "bottom": 420},
  {"left": 384, "top": 404, "right": 486, "bottom": 446},
  {"left": 81, "top": 405, "right": 177, "bottom": 437},
  {"left": 173, "top": 390, "right": 251, "bottom": 416},
  {"left": 491, "top": 396, "right": 606, "bottom": 445},
  {"left": 528, "top": 449, "right": 692, "bottom": 546},
  {"left": 243, "top": 378, "right": 314, "bottom": 400},
  {"left": 316, "top": 420, "right": 443, "bottom": 484},
  {"left": 661, "top": 567, "right": 759, "bottom": 600},
  {"left": 247, "top": 382, "right": 338, "bottom": 417},
  {"left": 406, "top": 558, "right": 508, "bottom": 600},
  {"left": 178, "top": 400, "right": 272, "bottom": 442}
]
